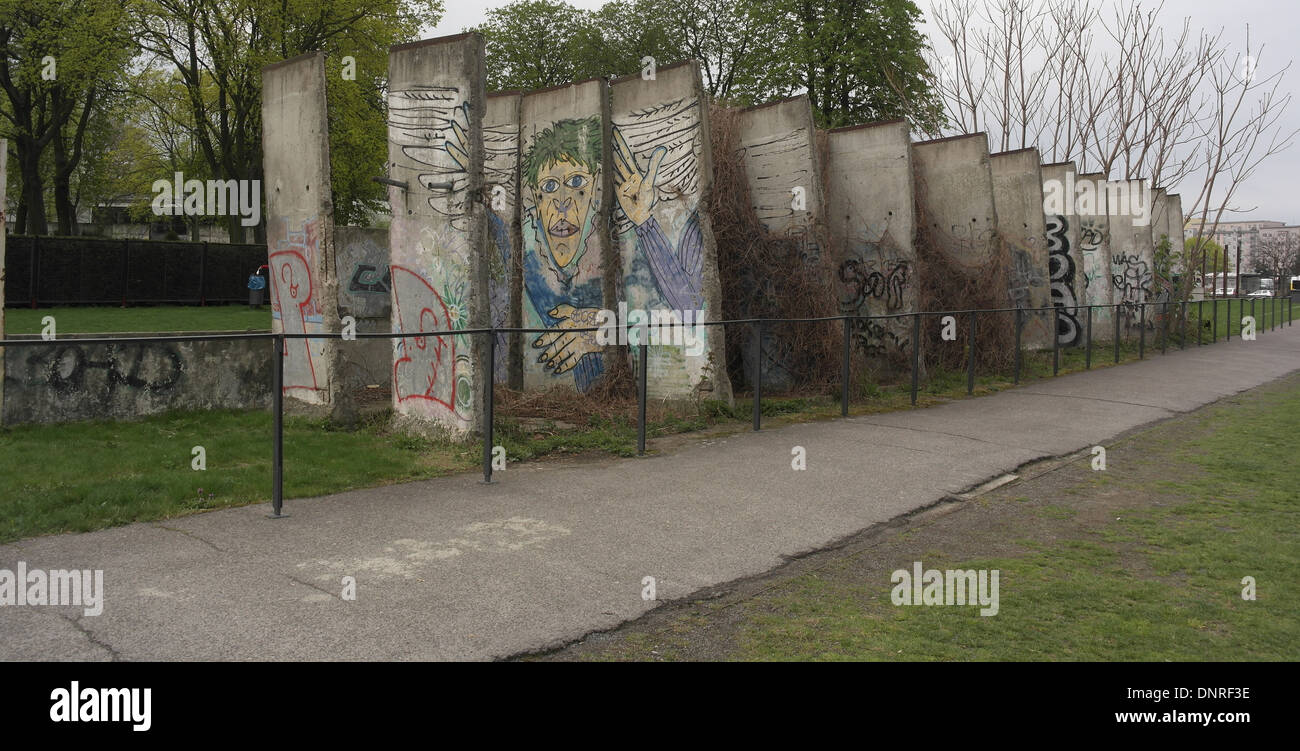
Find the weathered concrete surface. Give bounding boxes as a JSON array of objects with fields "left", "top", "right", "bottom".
[
  {"left": 1149, "top": 188, "right": 1174, "bottom": 308},
  {"left": 518, "top": 78, "right": 614, "bottom": 394},
  {"left": 261, "top": 52, "right": 339, "bottom": 410},
  {"left": 1106, "top": 178, "right": 1153, "bottom": 330},
  {"left": 1041, "top": 162, "right": 1084, "bottom": 347},
  {"left": 826, "top": 119, "right": 917, "bottom": 370},
  {"left": 1, "top": 333, "right": 272, "bottom": 425},
  {"left": 912, "top": 133, "right": 1000, "bottom": 272},
  {"left": 386, "top": 34, "right": 489, "bottom": 437},
  {"left": 1, "top": 139, "right": 7, "bottom": 412},
  {"left": 485, "top": 91, "right": 522, "bottom": 388},
  {"left": 1076, "top": 172, "right": 1114, "bottom": 337},
  {"left": 991, "top": 148, "right": 1052, "bottom": 349},
  {"left": 1165, "top": 193, "right": 1185, "bottom": 275},
  {"left": 334, "top": 226, "right": 392, "bottom": 397},
  {"left": 4, "top": 323, "right": 1297, "bottom": 660},
  {"left": 611, "top": 61, "right": 731, "bottom": 402},
  {"left": 735, "top": 95, "right": 825, "bottom": 391}
]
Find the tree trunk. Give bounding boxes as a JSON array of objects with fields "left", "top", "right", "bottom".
[{"left": 18, "top": 143, "right": 47, "bottom": 236}]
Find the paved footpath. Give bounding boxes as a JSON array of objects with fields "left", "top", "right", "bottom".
[{"left": 3, "top": 324, "right": 1298, "bottom": 660}]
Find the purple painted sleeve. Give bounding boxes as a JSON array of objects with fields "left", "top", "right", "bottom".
[{"left": 636, "top": 213, "right": 704, "bottom": 311}]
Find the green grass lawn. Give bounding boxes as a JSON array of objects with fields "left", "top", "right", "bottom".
[
  {"left": 738, "top": 380, "right": 1300, "bottom": 661},
  {"left": 4, "top": 305, "right": 272, "bottom": 334}
]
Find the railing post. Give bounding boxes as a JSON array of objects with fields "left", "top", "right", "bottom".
[
  {"left": 1139, "top": 303, "right": 1145, "bottom": 359},
  {"left": 269, "top": 334, "right": 287, "bottom": 519},
  {"left": 1013, "top": 308, "right": 1022, "bottom": 384},
  {"left": 1161, "top": 301, "right": 1168, "bottom": 354},
  {"left": 1212, "top": 297, "right": 1218, "bottom": 342},
  {"left": 1114, "top": 305, "right": 1121, "bottom": 363},
  {"left": 637, "top": 340, "right": 648, "bottom": 454},
  {"left": 1180, "top": 300, "right": 1187, "bottom": 350},
  {"left": 967, "top": 310, "right": 976, "bottom": 395},
  {"left": 840, "top": 316, "right": 851, "bottom": 417},
  {"left": 1052, "top": 306, "right": 1060, "bottom": 376},
  {"left": 752, "top": 321, "right": 762, "bottom": 431},
  {"left": 1085, "top": 305, "right": 1092, "bottom": 370},
  {"left": 910, "top": 313, "right": 921, "bottom": 405},
  {"left": 481, "top": 330, "right": 496, "bottom": 484},
  {"left": 1197, "top": 300, "right": 1203, "bottom": 346}
]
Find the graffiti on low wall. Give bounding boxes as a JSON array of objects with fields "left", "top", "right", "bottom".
[{"left": 2, "top": 337, "right": 271, "bottom": 425}]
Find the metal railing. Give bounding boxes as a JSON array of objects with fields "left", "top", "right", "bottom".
[{"left": 1, "top": 295, "right": 1292, "bottom": 518}]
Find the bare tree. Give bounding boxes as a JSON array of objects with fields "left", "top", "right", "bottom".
[
  {"left": 1254, "top": 232, "right": 1300, "bottom": 296},
  {"left": 1183, "top": 31, "right": 1297, "bottom": 297}
]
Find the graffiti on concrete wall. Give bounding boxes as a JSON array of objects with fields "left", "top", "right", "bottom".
[
  {"left": 1111, "top": 251, "right": 1151, "bottom": 327},
  {"left": 269, "top": 216, "right": 327, "bottom": 394},
  {"left": 485, "top": 110, "right": 518, "bottom": 384},
  {"left": 1008, "top": 245, "right": 1047, "bottom": 310},
  {"left": 520, "top": 114, "right": 605, "bottom": 392},
  {"left": 836, "top": 218, "right": 912, "bottom": 357},
  {"left": 1046, "top": 214, "right": 1080, "bottom": 345},
  {"left": 390, "top": 263, "right": 470, "bottom": 414},
  {"left": 387, "top": 86, "right": 477, "bottom": 427},
  {"left": 611, "top": 93, "right": 714, "bottom": 394},
  {"left": 348, "top": 264, "right": 391, "bottom": 294},
  {"left": 7, "top": 343, "right": 183, "bottom": 397}
]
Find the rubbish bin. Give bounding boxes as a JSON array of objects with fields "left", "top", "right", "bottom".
[{"left": 248, "top": 269, "right": 268, "bottom": 309}]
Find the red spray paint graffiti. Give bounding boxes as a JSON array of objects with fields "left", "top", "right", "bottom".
[
  {"left": 268, "top": 218, "right": 324, "bottom": 393},
  {"left": 390, "top": 264, "right": 457, "bottom": 412}
]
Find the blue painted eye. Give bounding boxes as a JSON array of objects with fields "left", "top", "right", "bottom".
[
  {"left": 565, "top": 174, "right": 588, "bottom": 189},
  {"left": 541, "top": 178, "right": 560, "bottom": 193}
]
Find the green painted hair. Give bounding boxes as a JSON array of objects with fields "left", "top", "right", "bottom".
[{"left": 523, "top": 116, "right": 601, "bottom": 186}]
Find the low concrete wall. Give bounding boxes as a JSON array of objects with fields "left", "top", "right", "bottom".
[{"left": 2, "top": 332, "right": 272, "bottom": 425}]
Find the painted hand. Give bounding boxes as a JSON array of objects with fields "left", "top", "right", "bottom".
[
  {"left": 612, "top": 127, "right": 665, "bottom": 227},
  {"left": 444, "top": 102, "right": 471, "bottom": 172},
  {"left": 532, "top": 304, "right": 603, "bottom": 375}
]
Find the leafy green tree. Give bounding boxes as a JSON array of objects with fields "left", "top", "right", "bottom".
[
  {"left": 1185, "top": 236, "right": 1226, "bottom": 274},
  {"left": 133, "top": 0, "right": 440, "bottom": 240},
  {"left": 742, "top": 0, "right": 945, "bottom": 131},
  {"left": 0, "top": 0, "right": 135, "bottom": 235},
  {"left": 477, "top": 0, "right": 588, "bottom": 91}
]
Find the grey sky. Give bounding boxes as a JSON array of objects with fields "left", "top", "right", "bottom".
[{"left": 425, "top": 0, "right": 1297, "bottom": 223}]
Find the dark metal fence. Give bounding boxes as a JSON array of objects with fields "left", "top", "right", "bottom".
[
  {"left": 3, "top": 235, "right": 266, "bottom": 307},
  {"left": 1, "top": 296, "right": 1292, "bottom": 518}
]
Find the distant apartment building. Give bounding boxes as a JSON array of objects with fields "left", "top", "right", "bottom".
[{"left": 1183, "top": 219, "right": 1300, "bottom": 273}]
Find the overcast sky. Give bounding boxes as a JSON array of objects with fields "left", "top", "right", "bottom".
[{"left": 427, "top": 0, "right": 1299, "bottom": 224}]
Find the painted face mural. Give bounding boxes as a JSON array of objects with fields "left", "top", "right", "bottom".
[
  {"left": 521, "top": 117, "right": 606, "bottom": 390},
  {"left": 536, "top": 158, "right": 595, "bottom": 269}
]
